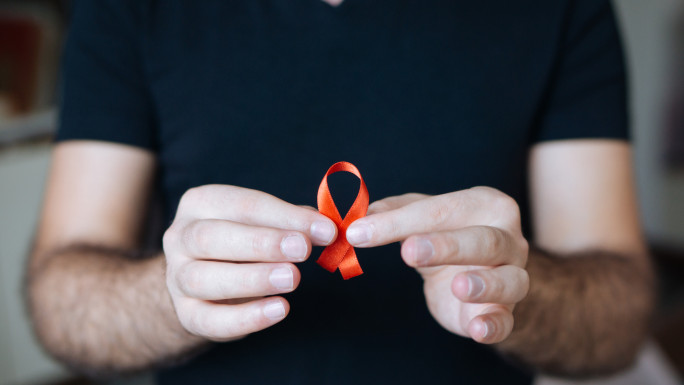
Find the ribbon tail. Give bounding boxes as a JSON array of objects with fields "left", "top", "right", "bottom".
[
  {"left": 339, "top": 248, "right": 364, "bottom": 280},
  {"left": 317, "top": 239, "right": 350, "bottom": 273}
]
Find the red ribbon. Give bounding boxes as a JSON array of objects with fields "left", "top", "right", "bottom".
[{"left": 317, "top": 161, "right": 369, "bottom": 280}]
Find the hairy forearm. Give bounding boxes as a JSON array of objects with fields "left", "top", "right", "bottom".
[
  {"left": 497, "top": 247, "right": 655, "bottom": 377},
  {"left": 26, "top": 245, "right": 207, "bottom": 377}
]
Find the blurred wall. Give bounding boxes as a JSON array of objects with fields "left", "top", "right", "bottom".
[
  {"left": 0, "top": 143, "right": 67, "bottom": 384},
  {"left": 614, "top": 0, "right": 684, "bottom": 248}
]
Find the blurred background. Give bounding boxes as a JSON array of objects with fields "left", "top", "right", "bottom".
[{"left": 1, "top": 0, "right": 684, "bottom": 384}]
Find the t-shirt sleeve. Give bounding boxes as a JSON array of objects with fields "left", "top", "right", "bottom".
[
  {"left": 56, "top": 0, "right": 157, "bottom": 150},
  {"left": 532, "top": 0, "right": 629, "bottom": 143}
]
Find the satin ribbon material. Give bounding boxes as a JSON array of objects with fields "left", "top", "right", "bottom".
[{"left": 317, "top": 161, "right": 369, "bottom": 279}]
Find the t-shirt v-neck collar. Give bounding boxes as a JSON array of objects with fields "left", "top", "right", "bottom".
[
  {"left": 319, "top": 0, "right": 352, "bottom": 11},
  {"left": 321, "top": 0, "right": 345, "bottom": 7}
]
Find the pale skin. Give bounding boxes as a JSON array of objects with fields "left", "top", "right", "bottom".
[{"left": 27, "top": 139, "right": 653, "bottom": 376}]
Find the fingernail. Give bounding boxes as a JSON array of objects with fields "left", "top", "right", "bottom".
[
  {"left": 483, "top": 320, "right": 494, "bottom": 339},
  {"left": 413, "top": 237, "right": 434, "bottom": 266},
  {"left": 468, "top": 275, "right": 485, "bottom": 298},
  {"left": 346, "top": 221, "right": 373, "bottom": 245},
  {"left": 472, "top": 319, "right": 493, "bottom": 340},
  {"left": 281, "top": 235, "right": 307, "bottom": 261},
  {"left": 263, "top": 300, "right": 286, "bottom": 320},
  {"left": 310, "top": 220, "right": 336, "bottom": 245},
  {"left": 269, "top": 267, "right": 294, "bottom": 290}
]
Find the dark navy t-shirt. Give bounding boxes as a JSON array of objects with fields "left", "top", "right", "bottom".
[{"left": 57, "top": 1, "right": 628, "bottom": 384}]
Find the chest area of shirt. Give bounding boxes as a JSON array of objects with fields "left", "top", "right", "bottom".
[
  {"left": 143, "top": 0, "right": 557, "bottom": 121},
  {"left": 142, "top": 0, "right": 560, "bottom": 181}
]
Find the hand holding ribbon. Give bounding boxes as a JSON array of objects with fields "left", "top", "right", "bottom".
[{"left": 344, "top": 188, "right": 529, "bottom": 343}]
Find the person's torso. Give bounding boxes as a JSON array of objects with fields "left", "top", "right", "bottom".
[{"left": 140, "top": 1, "right": 565, "bottom": 383}]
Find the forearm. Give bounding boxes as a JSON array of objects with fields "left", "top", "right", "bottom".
[
  {"left": 26, "top": 245, "right": 207, "bottom": 376},
  {"left": 497, "top": 247, "right": 655, "bottom": 377}
]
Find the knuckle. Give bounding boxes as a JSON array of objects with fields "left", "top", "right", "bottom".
[
  {"left": 387, "top": 216, "right": 402, "bottom": 239},
  {"left": 162, "top": 225, "right": 180, "bottom": 251},
  {"left": 482, "top": 228, "right": 503, "bottom": 256},
  {"left": 440, "top": 234, "right": 458, "bottom": 260},
  {"left": 242, "top": 306, "right": 265, "bottom": 331},
  {"left": 180, "top": 186, "right": 207, "bottom": 209},
  {"left": 283, "top": 216, "right": 311, "bottom": 235},
  {"left": 426, "top": 199, "right": 452, "bottom": 225},
  {"left": 186, "top": 220, "right": 212, "bottom": 255},
  {"left": 234, "top": 192, "right": 261, "bottom": 222},
  {"left": 178, "top": 264, "right": 203, "bottom": 296},
  {"left": 487, "top": 274, "right": 505, "bottom": 299},
  {"left": 471, "top": 187, "right": 521, "bottom": 222},
  {"left": 494, "top": 192, "right": 518, "bottom": 212},
  {"left": 495, "top": 195, "right": 521, "bottom": 223},
  {"left": 251, "top": 231, "right": 277, "bottom": 259},
  {"left": 227, "top": 267, "right": 258, "bottom": 295}
]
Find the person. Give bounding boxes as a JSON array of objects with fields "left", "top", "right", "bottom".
[{"left": 26, "top": 0, "right": 655, "bottom": 384}]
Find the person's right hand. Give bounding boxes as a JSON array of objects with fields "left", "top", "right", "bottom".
[{"left": 162, "top": 185, "right": 337, "bottom": 341}]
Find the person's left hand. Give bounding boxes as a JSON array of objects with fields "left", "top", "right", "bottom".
[{"left": 345, "top": 187, "right": 529, "bottom": 344}]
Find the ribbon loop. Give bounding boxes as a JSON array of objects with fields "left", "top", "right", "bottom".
[{"left": 317, "top": 161, "right": 369, "bottom": 279}]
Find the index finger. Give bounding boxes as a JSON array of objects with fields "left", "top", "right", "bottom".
[
  {"left": 177, "top": 185, "right": 337, "bottom": 245},
  {"left": 346, "top": 187, "right": 516, "bottom": 247}
]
